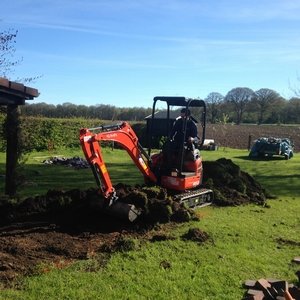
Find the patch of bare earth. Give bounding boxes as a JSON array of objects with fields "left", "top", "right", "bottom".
[{"left": 205, "top": 124, "right": 300, "bottom": 152}]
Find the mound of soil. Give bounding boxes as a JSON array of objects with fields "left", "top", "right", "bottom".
[
  {"left": 0, "top": 158, "right": 269, "bottom": 288},
  {"left": 181, "top": 228, "right": 210, "bottom": 243},
  {"left": 202, "top": 158, "right": 269, "bottom": 206}
]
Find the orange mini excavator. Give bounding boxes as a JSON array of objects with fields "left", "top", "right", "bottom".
[{"left": 80, "top": 96, "right": 213, "bottom": 221}]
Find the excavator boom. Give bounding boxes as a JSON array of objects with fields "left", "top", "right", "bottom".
[{"left": 80, "top": 121, "right": 157, "bottom": 204}]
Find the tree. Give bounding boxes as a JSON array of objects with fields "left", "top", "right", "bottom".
[
  {"left": 205, "top": 92, "right": 224, "bottom": 123},
  {"left": 283, "top": 97, "right": 300, "bottom": 123},
  {"left": 264, "top": 97, "right": 287, "bottom": 124},
  {"left": 253, "top": 88, "right": 281, "bottom": 124},
  {"left": 225, "top": 87, "right": 254, "bottom": 124},
  {"left": 0, "top": 29, "right": 21, "bottom": 78},
  {"left": 1, "top": 28, "right": 40, "bottom": 82}
]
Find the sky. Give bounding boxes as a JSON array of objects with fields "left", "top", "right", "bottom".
[{"left": 1, "top": 0, "right": 300, "bottom": 107}]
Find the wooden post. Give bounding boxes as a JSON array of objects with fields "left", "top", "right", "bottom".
[
  {"left": 0, "top": 77, "right": 39, "bottom": 196},
  {"left": 5, "top": 104, "right": 20, "bottom": 196},
  {"left": 248, "top": 135, "right": 252, "bottom": 151}
]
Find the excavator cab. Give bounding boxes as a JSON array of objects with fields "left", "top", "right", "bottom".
[{"left": 147, "top": 96, "right": 208, "bottom": 192}]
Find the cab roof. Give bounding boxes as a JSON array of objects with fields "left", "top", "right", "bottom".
[{"left": 153, "top": 96, "right": 205, "bottom": 108}]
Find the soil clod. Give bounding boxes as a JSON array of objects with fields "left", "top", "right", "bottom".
[{"left": 181, "top": 228, "right": 210, "bottom": 244}]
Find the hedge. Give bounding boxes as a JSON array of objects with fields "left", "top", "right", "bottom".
[{"left": 0, "top": 116, "right": 148, "bottom": 152}]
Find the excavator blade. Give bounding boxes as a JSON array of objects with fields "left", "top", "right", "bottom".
[{"left": 174, "top": 188, "right": 213, "bottom": 209}]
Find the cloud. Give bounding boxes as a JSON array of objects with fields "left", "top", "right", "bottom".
[{"left": 208, "top": 0, "right": 300, "bottom": 22}]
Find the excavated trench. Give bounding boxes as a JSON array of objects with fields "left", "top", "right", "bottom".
[{"left": 0, "top": 158, "right": 270, "bottom": 287}]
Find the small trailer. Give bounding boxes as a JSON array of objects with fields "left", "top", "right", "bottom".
[{"left": 249, "top": 137, "right": 294, "bottom": 160}]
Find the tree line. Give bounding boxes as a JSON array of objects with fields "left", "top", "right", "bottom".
[
  {"left": 205, "top": 88, "right": 300, "bottom": 124},
  {"left": 19, "top": 89, "right": 300, "bottom": 124},
  {"left": 20, "top": 103, "right": 153, "bottom": 122}
]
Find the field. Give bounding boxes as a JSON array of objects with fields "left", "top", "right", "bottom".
[
  {"left": 206, "top": 123, "right": 300, "bottom": 152},
  {"left": 0, "top": 124, "right": 299, "bottom": 300}
]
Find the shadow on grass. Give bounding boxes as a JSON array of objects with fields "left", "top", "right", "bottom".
[
  {"left": 216, "top": 157, "right": 299, "bottom": 198},
  {"left": 234, "top": 155, "right": 288, "bottom": 161},
  {"left": 0, "top": 161, "right": 144, "bottom": 198},
  {"left": 254, "top": 174, "right": 300, "bottom": 198}
]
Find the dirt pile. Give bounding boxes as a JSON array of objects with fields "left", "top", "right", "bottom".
[
  {"left": 0, "top": 158, "right": 268, "bottom": 230},
  {"left": 181, "top": 227, "right": 210, "bottom": 244},
  {"left": 0, "top": 185, "right": 198, "bottom": 232},
  {"left": 203, "top": 158, "right": 269, "bottom": 206}
]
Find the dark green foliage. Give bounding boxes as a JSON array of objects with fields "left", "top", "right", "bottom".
[
  {"left": 0, "top": 116, "right": 148, "bottom": 152},
  {"left": 19, "top": 117, "right": 98, "bottom": 151},
  {"left": 0, "top": 117, "right": 125, "bottom": 153},
  {"left": 21, "top": 103, "right": 153, "bottom": 122}
]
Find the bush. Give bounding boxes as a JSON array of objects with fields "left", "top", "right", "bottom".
[{"left": 0, "top": 116, "right": 148, "bottom": 152}]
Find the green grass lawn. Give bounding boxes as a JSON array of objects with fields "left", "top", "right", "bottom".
[
  {"left": 0, "top": 147, "right": 144, "bottom": 198},
  {"left": 0, "top": 148, "right": 299, "bottom": 300}
]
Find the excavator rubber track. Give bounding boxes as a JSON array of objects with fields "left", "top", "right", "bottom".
[{"left": 174, "top": 188, "right": 213, "bottom": 209}]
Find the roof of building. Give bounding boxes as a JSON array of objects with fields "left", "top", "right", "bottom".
[{"left": 0, "top": 77, "right": 39, "bottom": 105}]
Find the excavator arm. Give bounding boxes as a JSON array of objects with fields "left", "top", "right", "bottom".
[{"left": 80, "top": 122, "right": 157, "bottom": 204}]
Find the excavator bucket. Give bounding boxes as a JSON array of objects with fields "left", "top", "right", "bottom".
[{"left": 104, "top": 202, "right": 141, "bottom": 222}]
